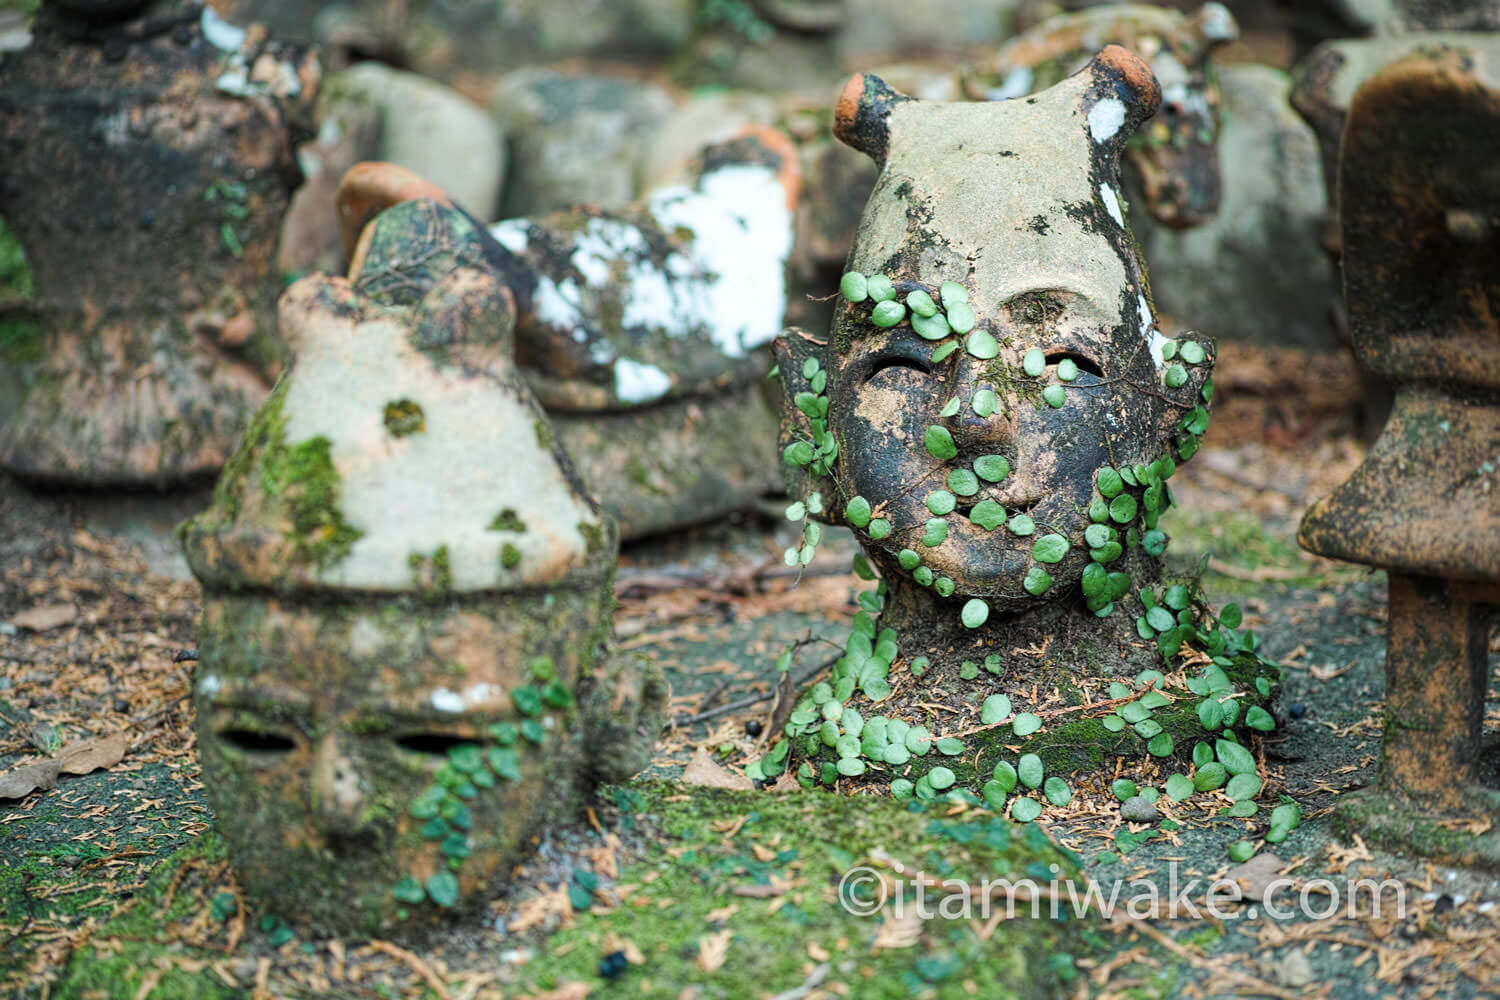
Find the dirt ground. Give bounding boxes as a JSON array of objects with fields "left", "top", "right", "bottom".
[{"left": 2, "top": 357, "right": 1499, "bottom": 1000}]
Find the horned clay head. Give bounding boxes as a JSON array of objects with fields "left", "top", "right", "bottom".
[
  {"left": 775, "top": 47, "right": 1215, "bottom": 639},
  {"left": 180, "top": 199, "right": 665, "bottom": 935}
]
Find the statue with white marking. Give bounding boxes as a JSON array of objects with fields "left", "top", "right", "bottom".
[
  {"left": 180, "top": 200, "right": 667, "bottom": 934},
  {"left": 764, "top": 49, "right": 1275, "bottom": 795}
]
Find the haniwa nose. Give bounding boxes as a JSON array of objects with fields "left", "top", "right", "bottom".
[
  {"left": 312, "top": 736, "right": 367, "bottom": 835},
  {"left": 947, "top": 356, "right": 1021, "bottom": 452}
]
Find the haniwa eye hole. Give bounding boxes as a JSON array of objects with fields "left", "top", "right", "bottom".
[
  {"left": 864, "top": 356, "right": 932, "bottom": 383},
  {"left": 219, "top": 728, "right": 296, "bottom": 754},
  {"left": 396, "top": 732, "right": 476, "bottom": 756},
  {"left": 1044, "top": 352, "right": 1103, "bottom": 378}
]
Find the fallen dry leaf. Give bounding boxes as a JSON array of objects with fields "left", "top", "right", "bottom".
[
  {"left": 58, "top": 732, "right": 130, "bottom": 775},
  {"left": 0, "top": 758, "right": 61, "bottom": 799},
  {"left": 697, "top": 929, "right": 732, "bottom": 974},
  {"left": 10, "top": 602, "right": 76, "bottom": 632},
  {"left": 680, "top": 749, "right": 753, "bottom": 791}
]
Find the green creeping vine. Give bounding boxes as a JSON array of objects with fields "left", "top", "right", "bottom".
[
  {"left": 825, "top": 269, "right": 1216, "bottom": 633},
  {"left": 763, "top": 273, "right": 1292, "bottom": 860},
  {"left": 389, "top": 656, "right": 573, "bottom": 911}
]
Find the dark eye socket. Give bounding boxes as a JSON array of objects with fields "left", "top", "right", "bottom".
[
  {"left": 396, "top": 732, "right": 477, "bottom": 756},
  {"left": 864, "top": 356, "right": 932, "bottom": 383},
  {"left": 219, "top": 728, "right": 296, "bottom": 754},
  {"left": 1044, "top": 352, "right": 1103, "bottom": 378}
]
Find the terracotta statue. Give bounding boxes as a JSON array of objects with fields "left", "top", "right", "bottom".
[
  {"left": 1299, "top": 41, "right": 1500, "bottom": 870},
  {"left": 766, "top": 49, "right": 1275, "bottom": 796},
  {"left": 180, "top": 197, "right": 666, "bottom": 934},
  {"left": 0, "top": 0, "right": 315, "bottom": 487},
  {"left": 333, "top": 127, "right": 800, "bottom": 539}
]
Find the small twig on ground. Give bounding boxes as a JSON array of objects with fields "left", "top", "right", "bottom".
[
  {"left": 668, "top": 653, "right": 840, "bottom": 729},
  {"left": 171, "top": 649, "right": 199, "bottom": 663}
]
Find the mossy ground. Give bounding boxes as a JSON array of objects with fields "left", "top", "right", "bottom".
[{"left": 47, "top": 783, "right": 1158, "bottom": 1000}]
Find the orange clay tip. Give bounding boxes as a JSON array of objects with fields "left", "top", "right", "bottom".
[
  {"left": 834, "top": 73, "right": 866, "bottom": 143},
  {"left": 735, "top": 125, "right": 803, "bottom": 211},
  {"left": 1095, "top": 45, "right": 1162, "bottom": 115},
  {"left": 335, "top": 162, "right": 453, "bottom": 262}
]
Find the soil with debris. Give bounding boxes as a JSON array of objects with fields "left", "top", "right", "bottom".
[{"left": 2, "top": 369, "right": 1498, "bottom": 1000}]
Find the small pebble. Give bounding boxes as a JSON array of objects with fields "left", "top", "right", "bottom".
[
  {"left": 1120, "top": 795, "right": 1159, "bottom": 824},
  {"left": 744, "top": 719, "right": 763, "bottom": 738},
  {"left": 598, "top": 949, "right": 629, "bottom": 979},
  {"left": 1275, "top": 948, "right": 1313, "bottom": 988},
  {"left": 1288, "top": 702, "right": 1306, "bottom": 719}
]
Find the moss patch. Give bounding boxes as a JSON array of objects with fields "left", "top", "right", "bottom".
[
  {"left": 382, "top": 398, "right": 425, "bottom": 437},
  {"left": 488, "top": 508, "right": 526, "bottom": 533}
]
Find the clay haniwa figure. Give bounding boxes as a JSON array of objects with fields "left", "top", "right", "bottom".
[
  {"left": 180, "top": 197, "right": 666, "bottom": 935},
  {"left": 760, "top": 49, "right": 1277, "bottom": 795}
]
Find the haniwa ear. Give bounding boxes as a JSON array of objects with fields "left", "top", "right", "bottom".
[
  {"left": 1079, "top": 45, "right": 1162, "bottom": 155},
  {"left": 832, "top": 72, "right": 912, "bottom": 166}
]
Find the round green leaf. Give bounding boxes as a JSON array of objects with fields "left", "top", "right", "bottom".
[
  {"left": 906, "top": 289, "right": 937, "bottom": 317},
  {"left": 1017, "top": 753, "right": 1044, "bottom": 789},
  {"left": 1164, "top": 363, "right": 1188, "bottom": 388},
  {"left": 1043, "top": 776, "right": 1072, "bottom": 806},
  {"left": 1042, "top": 384, "right": 1066, "bottom": 408},
  {"left": 1057, "top": 358, "right": 1078, "bottom": 381},
  {"left": 974, "top": 455, "right": 1010, "bottom": 482},
  {"left": 840, "top": 272, "right": 868, "bottom": 302},
  {"left": 1012, "top": 797, "right": 1042, "bottom": 822},
  {"left": 926, "top": 490, "right": 956, "bottom": 516},
  {"left": 1165, "top": 774, "right": 1194, "bottom": 801},
  {"left": 1216, "top": 739, "right": 1256, "bottom": 775},
  {"left": 1228, "top": 840, "right": 1255, "bottom": 863},
  {"left": 1096, "top": 467, "right": 1123, "bottom": 498},
  {"left": 1022, "top": 348, "right": 1045, "bottom": 377},
  {"left": 947, "top": 468, "right": 980, "bottom": 496},
  {"left": 921, "top": 519, "right": 948, "bottom": 547},
  {"left": 1032, "top": 533, "right": 1069, "bottom": 563},
  {"left": 940, "top": 281, "right": 968, "bottom": 307},
  {"left": 1012, "top": 712, "right": 1042, "bottom": 736},
  {"left": 1148, "top": 733, "right": 1175, "bottom": 757},
  {"left": 1109, "top": 494, "right": 1138, "bottom": 523},
  {"left": 969, "top": 499, "right": 1006, "bottom": 531},
  {"left": 927, "top": 766, "right": 956, "bottom": 790},
  {"left": 912, "top": 311, "right": 950, "bottom": 340},
  {"left": 844, "top": 495, "right": 872, "bottom": 528},
  {"left": 867, "top": 274, "right": 895, "bottom": 301},
  {"left": 992, "top": 760, "right": 1018, "bottom": 792},
  {"left": 966, "top": 329, "right": 999, "bottom": 359},
  {"left": 961, "top": 598, "right": 990, "bottom": 629},
  {"left": 981, "top": 694, "right": 1012, "bottom": 725},
  {"left": 425, "top": 871, "right": 460, "bottom": 908},
  {"left": 871, "top": 300, "right": 906, "bottom": 327},
  {"left": 925, "top": 425, "right": 957, "bottom": 460},
  {"left": 1225, "top": 773, "right": 1261, "bottom": 801},
  {"left": 946, "top": 302, "right": 976, "bottom": 333},
  {"left": 1179, "top": 341, "right": 1206, "bottom": 365},
  {"left": 1023, "top": 567, "right": 1052, "bottom": 595},
  {"left": 971, "top": 388, "right": 998, "bottom": 418}
]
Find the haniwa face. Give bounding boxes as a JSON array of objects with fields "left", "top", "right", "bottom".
[
  {"left": 193, "top": 593, "right": 602, "bottom": 934},
  {"left": 828, "top": 281, "right": 1163, "bottom": 610}
]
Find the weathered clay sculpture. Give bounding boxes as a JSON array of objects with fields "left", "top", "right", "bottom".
[
  {"left": 766, "top": 50, "right": 1277, "bottom": 794},
  {"left": 1298, "top": 43, "right": 1500, "bottom": 869},
  {"left": 0, "top": 0, "right": 316, "bottom": 487},
  {"left": 179, "top": 198, "right": 667, "bottom": 933},
  {"left": 961, "top": 3, "right": 1238, "bottom": 229},
  {"left": 334, "top": 128, "right": 800, "bottom": 539}
]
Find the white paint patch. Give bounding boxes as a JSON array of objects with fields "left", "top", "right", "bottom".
[
  {"left": 570, "top": 217, "right": 646, "bottom": 287},
  {"left": 198, "top": 673, "right": 222, "bottom": 696},
  {"left": 1200, "top": 2, "right": 1238, "bottom": 41},
  {"left": 430, "top": 688, "right": 465, "bottom": 713},
  {"left": 1088, "top": 97, "right": 1126, "bottom": 143},
  {"left": 530, "top": 275, "right": 584, "bottom": 335},
  {"left": 200, "top": 6, "right": 246, "bottom": 52},
  {"left": 614, "top": 358, "right": 673, "bottom": 404},
  {"left": 642, "top": 163, "right": 793, "bottom": 357},
  {"left": 987, "top": 66, "right": 1034, "bottom": 102},
  {"left": 488, "top": 219, "right": 529, "bottom": 254},
  {"left": 1100, "top": 183, "right": 1125, "bottom": 228},
  {"left": 1139, "top": 293, "right": 1171, "bottom": 369}
]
